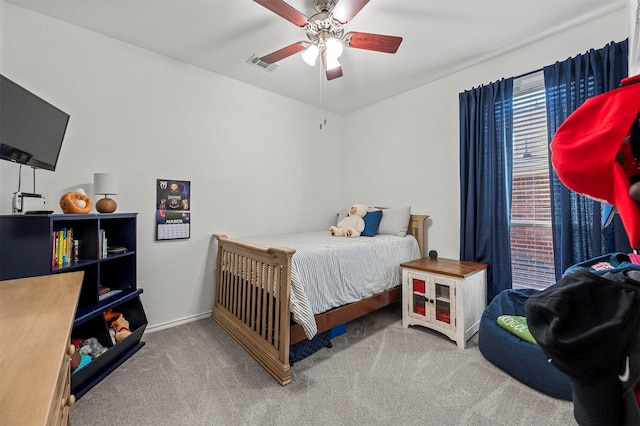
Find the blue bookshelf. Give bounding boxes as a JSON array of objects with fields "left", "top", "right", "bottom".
[{"left": 0, "top": 212, "right": 146, "bottom": 399}]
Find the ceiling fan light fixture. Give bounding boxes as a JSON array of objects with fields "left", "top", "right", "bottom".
[
  {"left": 325, "top": 37, "right": 344, "bottom": 59},
  {"left": 325, "top": 54, "right": 341, "bottom": 71},
  {"left": 301, "top": 43, "right": 320, "bottom": 66},
  {"left": 253, "top": 0, "right": 403, "bottom": 80}
]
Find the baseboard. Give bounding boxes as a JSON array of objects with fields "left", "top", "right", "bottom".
[{"left": 145, "top": 310, "right": 212, "bottom": 333}]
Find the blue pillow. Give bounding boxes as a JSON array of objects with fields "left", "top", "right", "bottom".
[{"left": 362, "top": 210, "right": 383, "bottom": 237}]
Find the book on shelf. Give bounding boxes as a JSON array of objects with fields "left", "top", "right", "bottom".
[
  {"left": 52, "top": 227, "right": 75, "bottom": 267},
  {"left": 98, "top": 289, "right": 122, "bottom": 301},
  {"left": 107, "top": 246, "right": 127, "bottom": 254},
  {"left": 99, "top": 229, "right": 107, "bottom": 259}
]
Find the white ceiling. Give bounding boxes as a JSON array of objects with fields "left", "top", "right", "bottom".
[{"left": 6, "top": 0, "right": 627, "bottom": 114}]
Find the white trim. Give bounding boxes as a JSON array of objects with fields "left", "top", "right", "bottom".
[{"left": 145, "top": 311, "right": 212, "bottom": 333}]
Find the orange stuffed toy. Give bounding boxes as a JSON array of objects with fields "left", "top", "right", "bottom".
[
  {"left": 59, "top": 191, "right": 92, "bottom": 214},
  {"left": 103, "top": 309, "right": 132, "bottom": 342}
]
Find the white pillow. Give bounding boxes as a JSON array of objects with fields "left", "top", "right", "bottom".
[{"left": 377, "top": 206, "right": 411, "bottom": 237}]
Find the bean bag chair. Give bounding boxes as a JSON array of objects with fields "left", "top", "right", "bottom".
[{"left": 478, "top": 288, "right": 573, "bottom": 400}]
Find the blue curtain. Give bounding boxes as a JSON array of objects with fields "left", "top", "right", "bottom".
[
  {"left": 459, "top": 78, "right": 514, "bottom": 302},
  {"left": 543, "top": 40, "right": 629, "bottom": 278}
]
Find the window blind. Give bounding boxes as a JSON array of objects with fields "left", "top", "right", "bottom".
[{"left": 510, "top": 71, "right": 556, "bottom": 289}]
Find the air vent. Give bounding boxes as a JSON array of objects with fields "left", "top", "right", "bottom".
[{"left": 247, "top": 54, "right": 280, "bottom": 72}]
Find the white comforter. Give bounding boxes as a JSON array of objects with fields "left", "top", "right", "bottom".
[{"left": 241, "top": 232, "right": 421, "bottom": 339}]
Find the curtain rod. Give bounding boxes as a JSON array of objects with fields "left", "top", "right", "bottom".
[{"left": 512, "top": 68, "right": 543, "bottom": 80}]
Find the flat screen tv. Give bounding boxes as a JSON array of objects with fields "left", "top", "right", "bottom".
[{"left": 0, "top": 74, "right": 70, "bottom": 171}]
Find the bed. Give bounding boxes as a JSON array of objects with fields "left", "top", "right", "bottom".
[{"left": 211, "top": 209, "right": 428, "bottom": 385}]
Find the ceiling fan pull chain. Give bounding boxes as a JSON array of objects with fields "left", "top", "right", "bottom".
[{"left": 320, "top": 62, "right": 327, "bottom": 129}]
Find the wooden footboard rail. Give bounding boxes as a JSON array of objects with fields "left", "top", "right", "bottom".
[{"left": 211, "top": 234, "right": 295, "bottom": 385}]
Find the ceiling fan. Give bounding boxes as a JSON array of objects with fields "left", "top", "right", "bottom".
[{"left": 253, "top": 0, "right": 403, "bottom": 80}]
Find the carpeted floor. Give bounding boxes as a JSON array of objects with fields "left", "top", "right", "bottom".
[{"left": 70, "top": 303, "right": 575, "bottom": 425}]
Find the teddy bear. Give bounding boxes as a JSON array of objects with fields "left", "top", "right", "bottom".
[
  {"left": 330, "top": 204, "right": 367, "bottom": 237},
  {"left": 111, "top": 315, "right": 132, "bottom": 342},
  {"left": 104, "top": 308, "right": 132, "bottom": 342}
]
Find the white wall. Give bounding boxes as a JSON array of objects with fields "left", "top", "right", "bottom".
[
  {"left": 0, "top": 2, "right": 630, "bottom": 330},
  {"left": 1, "top": 3, "right": 343, "bottom": 330},
  {"left": 0, "top": 1, "right": 4, "bottom": 73},
  {"left": 342, "top": 8, "right": 628, "bottom": 260}
]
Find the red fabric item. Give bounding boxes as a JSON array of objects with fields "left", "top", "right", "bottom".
[
  {"left": 436, "top": 309, "right": 450, "bottom": 324},
  {"left": 412, "top": 279, "right": 425, "bottom": 293},
  {"left": 550, "top": 74, "right": 640, "bottom": 249}
]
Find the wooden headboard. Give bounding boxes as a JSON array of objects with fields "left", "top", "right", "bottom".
[
  {"left": 408, "top": 214, "right": 429, "bottom": 257},
  {"left": 370, "top": 207, "right": 428, "bottom": 257}
]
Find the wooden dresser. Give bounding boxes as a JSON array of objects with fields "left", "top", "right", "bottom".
[{"left": 0, "top": 271, "right": 83, "bottom": 425}]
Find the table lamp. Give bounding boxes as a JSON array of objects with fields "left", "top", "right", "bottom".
[{"left": 94, "top": 173, "right": 119, "bottom": 213}]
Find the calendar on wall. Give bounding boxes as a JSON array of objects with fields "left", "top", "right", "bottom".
[{"left": 155, "top": 179, "right": 191, "bottom": 240}]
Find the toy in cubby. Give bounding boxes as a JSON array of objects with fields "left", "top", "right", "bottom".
[
  {"left": 104, "top": 309, "right": 132, "bottom": 342},
  {"left": 70, "top": 337, "right": 107, "bottom": 372}
]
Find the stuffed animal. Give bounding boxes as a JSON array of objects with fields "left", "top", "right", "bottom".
[
  {"left": 330, "top": 204, "right": 367, "bottom": 237},
  {"left": 70, "top": 338, "right": 92, "bottom": 372},
  {"left": 111, "top": 315, "right": 132, "bottom": 342},
  {"left": 84, "top": 337, "right": 107, "bottom": 358},
  {"left": 59, "top": 190, "right": 92, "bottom": 214},
  {"left": 104, "top": 308, "right": 132, "bottom": 342},
  {"left": 103, "top": 308, "right": 120, "bottom": 323}
]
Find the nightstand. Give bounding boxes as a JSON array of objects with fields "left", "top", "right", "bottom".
[{"left": 401, "top": 257, "right": 487, "bottom": 349}]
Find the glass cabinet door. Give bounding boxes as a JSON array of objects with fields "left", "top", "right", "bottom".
[
  {"left": 434, "top": 281, "right": 452, "bottom": 326},
  {"left": 411, "top": 277, "right": 426, "bottom": 316}
]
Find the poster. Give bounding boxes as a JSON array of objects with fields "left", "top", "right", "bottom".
[{"left": 155, "top": 179, "right": 190, "bottom": 240}]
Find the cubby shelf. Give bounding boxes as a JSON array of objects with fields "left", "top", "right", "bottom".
[
  {"left": 0, "top": 212, "right": 146, "bottom": 399},
  {"left": 75, "top": 288, "right": 143, "bottom": 326}
]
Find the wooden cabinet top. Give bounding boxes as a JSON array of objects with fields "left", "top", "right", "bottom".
[
  {"left": 0, "top": 271, "right": 82, "bottom": 425},
  {"left": 401, "top": 257, "right": 487, "bottom": 278}
]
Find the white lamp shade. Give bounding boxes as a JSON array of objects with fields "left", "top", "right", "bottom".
[
  {"left": 325, "top": 37, "right": 344, "bottom": 59},
  {"left": 94, "top": 173, "right": 119, "bottom": 195},
  {"left": 325, "top": 54, "right": 341, "bottom": 71}
]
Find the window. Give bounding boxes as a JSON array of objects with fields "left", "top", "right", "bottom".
[{"left": 510, "top": 71, "right": 556, "bottom": 290}]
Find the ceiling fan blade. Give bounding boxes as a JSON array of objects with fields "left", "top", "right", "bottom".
[
  {"left": 253, "top": 0, "right": 309, "bottom": 27},
  {"left": 321, "top": 51, "right": 343, "bottom": 80},
  {"left": 260, "top": 41, "right": 308, "bottom": 64},
  {"left": 331, "top": 0, "right": 370, "bottom": 24},
  {"left": 343, "top": 31, "right": 403, "bottom": 54}
]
